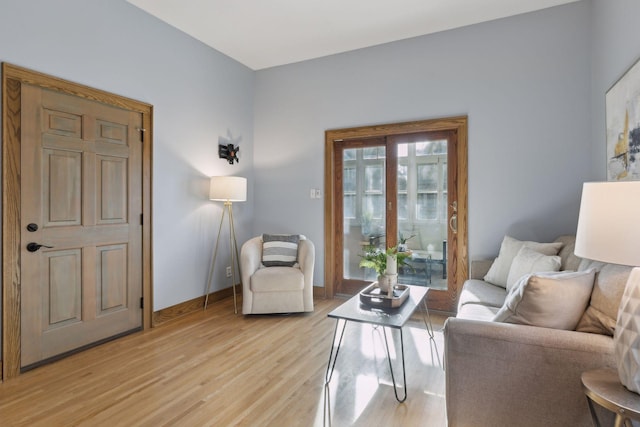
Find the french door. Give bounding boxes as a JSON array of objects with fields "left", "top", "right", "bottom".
[{"left": 325, "top": 117, "right": 468, "bottom": 313}]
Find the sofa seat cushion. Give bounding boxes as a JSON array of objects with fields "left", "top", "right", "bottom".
[
  {"left": 457, "top": 302, "right": 501, "bottom": 321},
  {"left": 250, "top": 267, "right": 304, "bottom": 292},
  {"left": 459, "top": 279, "right": 507, "bottom": 310}
]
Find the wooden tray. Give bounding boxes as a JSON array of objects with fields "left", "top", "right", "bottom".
[{"left": 359, "top": 283, "right": 410, "bottom": 308}]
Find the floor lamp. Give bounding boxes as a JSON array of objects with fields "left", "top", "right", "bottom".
[{"left": 204, "top": 176, "right": 247, "bottom": 313}]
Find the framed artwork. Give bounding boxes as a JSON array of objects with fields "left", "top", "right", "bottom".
[{"left": 607, "top": 56, "right": 640, "bottom": 181}]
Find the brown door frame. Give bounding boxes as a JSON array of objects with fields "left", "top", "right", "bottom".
[
  {"left": 1, "top": 63, "right": 154, "bottom": 380},
  {"left": 324, "top": 116, "right": 468, "bottom": 313}
]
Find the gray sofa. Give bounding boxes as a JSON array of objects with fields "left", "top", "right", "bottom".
[{"left": 444, "top": 235, "right": 633, "bottom": 427}]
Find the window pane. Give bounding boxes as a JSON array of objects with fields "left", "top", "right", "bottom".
[
  {"left": 343, "top": 167, "right": 356, "bottom": 193},
  {"left": 416, "top": 140, "right": 447, "bottom": 156},
  {"left": 442, "top": 163, "right": 448, "bottom": 191},
  {"left": 416, "top": 142, "right": 429, "bottom": 156},
  {"left": 363, "top": 147, "right": 385, "bottom": 159},
  {"left": 343, "top": 149, "right": 356, "bottom": 161},
  {"left": 398, "top": 164, "right": 408, "bottom": 192},
  {"left": 432, "top": 140, "right": 447, "bottom": 155},
  {"left": 398, "top": 194, "right": 408, "bottom": 220},
  {"left": 441, "top": 192, "right": 448, "bottom": 220},
  {"left": 363, "top": 147, "right": 376, "bottom": 159},
  {"left": 363, "top": 195, "right": 384, "bottom": 220},
  {"left": 365, "top": 165, "right": 383, "bottom": 192},
  {"left": 343, "top": 146, "right": 386, "bottom": 282},
  {"left": 398, "top": 143, "right": 408, "bottom": 158},
  {"left": 417, "top": 193, "right": 438, "bottom": 220},
  {"left": 417, "top": 164, "right": 438, "bottom": 191},
  {"left": 344, "top": 195, "right": 355, "bottom": 219}
]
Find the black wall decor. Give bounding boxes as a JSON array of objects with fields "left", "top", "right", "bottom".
[{"left": 219, "top": 143, "right": 240, "bottom": 164}]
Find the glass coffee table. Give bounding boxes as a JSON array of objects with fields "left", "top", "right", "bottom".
[{"left": 324, "top": 284, "right": 439, "bottom": 402}]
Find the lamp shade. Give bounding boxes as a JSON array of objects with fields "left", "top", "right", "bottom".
[
  {"left": 209, "top": 176, "right": 247, "bottom": 202},
  {"left": 575, "top": 181, "right": 640, "bottom": 266}
]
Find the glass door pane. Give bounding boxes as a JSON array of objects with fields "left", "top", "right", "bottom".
[
  {"left": 397, "top": 139, "right": 448, "bottom": 289},
  {"left": 342, "top": 146, "right": 386, "bottom": 282}
]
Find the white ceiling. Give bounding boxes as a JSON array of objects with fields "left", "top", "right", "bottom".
[{"left": 126, "top": 0, "right": 580, "bottom": 70}]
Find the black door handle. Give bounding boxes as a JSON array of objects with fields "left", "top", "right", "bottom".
[{"left": 26, "top": 242, "right": 53, "bottom": 252}]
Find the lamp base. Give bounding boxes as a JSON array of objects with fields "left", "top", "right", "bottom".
[
  {"left": 204, "top": 201, "right": 241, "bottom": 314},
  {"left": 615, "top": 267, "right": 640, "bottom": 394}
]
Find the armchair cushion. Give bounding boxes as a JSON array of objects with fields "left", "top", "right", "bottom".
[
  {"left": 251, "top": 267, "right": 304, "bottom": 292},
  {"left": 262, "top": 234, "right": 300, "bottom": 267}
]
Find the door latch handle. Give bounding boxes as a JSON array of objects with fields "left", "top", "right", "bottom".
[
  {"left": 26, "top": 242, "right": 53, "bottom": 252},
  {"left": 449, "top": 200, "right": 458, "bottom": 234},
  {"left": 449, "top": 214, "right": 458, "bottom": 234}
]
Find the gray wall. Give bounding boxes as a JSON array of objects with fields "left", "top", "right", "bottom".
[
  {"left": 1, "top": 0, "right": 638, "bottom": 313},
  {"left": 590, "top": 0, "right": 640, "bottom": 179},
  {"left": 253, "top": 1, "right": 593, "bottom": 284},
  {"left": 0, "top": 0, "right": 255, "bottom": 313}
]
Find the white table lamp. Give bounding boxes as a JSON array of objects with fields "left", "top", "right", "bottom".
[
  {"left": 575, "top": 181, "right": 640, "bottom": 393},
  {"left": 204, "top": 176, "right": 247, "bottom": 313}
]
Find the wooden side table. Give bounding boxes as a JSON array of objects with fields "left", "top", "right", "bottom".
[{"left": 582, "top": 368, "right": 640, "bottom": 427}]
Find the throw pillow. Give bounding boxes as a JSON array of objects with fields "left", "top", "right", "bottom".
[
  {"left": 575, "top": 259, "right": 633, "bottom": 336},
  {"left": 483, "top": 235, "right": 564, "bottom": 288},
  {"left": 493, "top": 269, "right": 596, "bottom": 330},
  {"left": 554, "top": 235, "right": 582, "bottom": 271},
  {"left": 262, "top": 234, "right": 300, "bottom": 267},
  {"left": 505, "top": 246, "right": 561, "bottom": 292}
]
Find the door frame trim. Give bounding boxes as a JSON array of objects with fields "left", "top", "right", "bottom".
[
  {"left": 324, "top": 116, "right": 468, "bottom": 313},
  {"left": 1, "top": 63, "right": 154, "bottom": 380}
]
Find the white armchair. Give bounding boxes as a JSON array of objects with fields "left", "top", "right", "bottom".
[{"left": 240, "top": 235, "right": 315, "bottom": 314}]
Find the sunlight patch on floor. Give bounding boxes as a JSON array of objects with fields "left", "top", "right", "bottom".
[
  {"left": 353, "top": 374, "right": 381, "bottom": 419},
  {"left": 355, "top": 324, "right": 403, "bottom": 360},
  {"left": 407, "top": 325, "right": 443, "bottom": 368},
  {"left": 423, "top": 389, "right": 446, "bottom": 398}
]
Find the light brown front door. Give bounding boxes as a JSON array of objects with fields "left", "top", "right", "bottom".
[{"left": 20, "top": 84, "right": 143, "bottom": 368}]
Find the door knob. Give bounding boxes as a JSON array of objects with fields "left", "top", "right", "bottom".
[{"left": 26, "top": 242, "right": 53, "bottom": 252}]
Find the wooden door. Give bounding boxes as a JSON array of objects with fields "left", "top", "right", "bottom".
[{"left": 20, "top": 84, "right": 143, "bottom": 368}]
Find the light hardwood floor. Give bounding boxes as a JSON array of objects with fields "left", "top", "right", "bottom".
[{"left": 0, "top": 297, "right": 447, "bottom": 426}]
